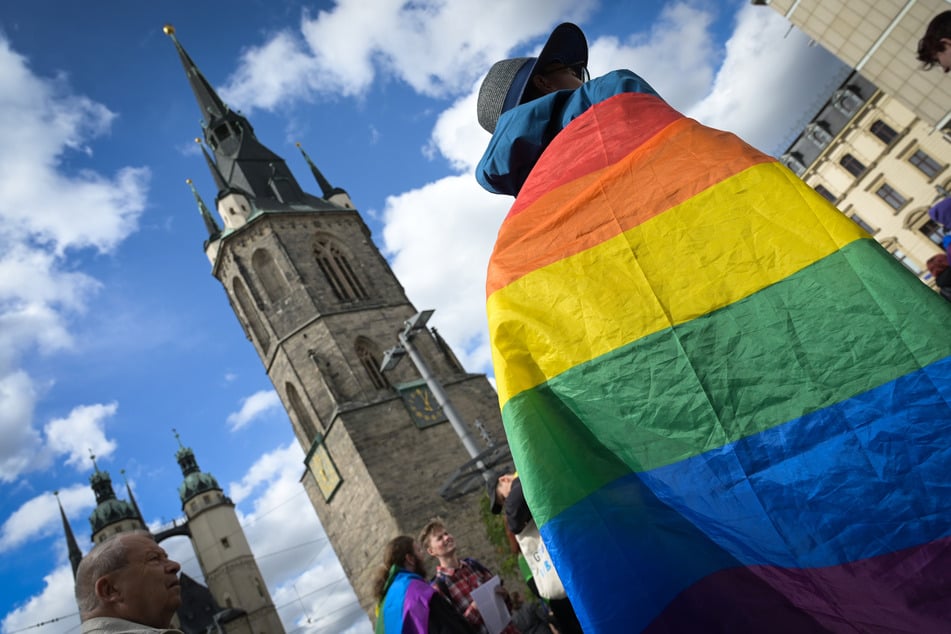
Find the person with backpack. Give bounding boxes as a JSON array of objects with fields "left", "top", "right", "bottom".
[{"left": 418, "top": 518, "right": 520, "bottom": 634}]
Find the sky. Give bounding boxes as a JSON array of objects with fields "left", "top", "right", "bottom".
[{"left": 0, "top": 2, "right": 848, "bottom": 633}]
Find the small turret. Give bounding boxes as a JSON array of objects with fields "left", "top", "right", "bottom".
[
  {"left": 296, "top": 143, "right": 354, "bottom": 209},
  {"left": 87, "top": 452, "right": 146, "bottom": 543}
]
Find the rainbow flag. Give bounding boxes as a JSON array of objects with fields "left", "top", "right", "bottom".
[
  {"left": 486, "top": 90, "right": 951, "bottom": 632},
  {"left": 375, "top": 568, "right": 434, "bottom": 634}
]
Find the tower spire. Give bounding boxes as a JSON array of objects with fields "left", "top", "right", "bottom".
[
  {"left": 164, "top": 25, "right": 308, "bottom": 206},
  {"left": 197, "top": 138, "right": 228, "bottom": 194},
  {"left": 162, "top": 24, "right": 229, "bottom": 126},
  {"left": 296, "top": 143, "right": 354, "bottom": 208},
  {"left": 120, "top": 470, "right": 144, "bottom": 524},
  {"left": 186, "top": 178, "right": 221, "bottom": 238},
  {"left": 54, "top": 491, "right": 83, "bottom": 578}
]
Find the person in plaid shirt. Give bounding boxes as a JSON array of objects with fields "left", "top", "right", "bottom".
[{"left": 419, "top": 518, "right": 520, "bottom": 634}]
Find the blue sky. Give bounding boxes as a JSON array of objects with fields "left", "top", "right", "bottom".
[{"left": 0, "top": 2, "right": 847, "bottom": 633}]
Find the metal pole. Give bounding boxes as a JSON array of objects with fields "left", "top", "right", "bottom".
[{"left": 398, "top": 329, "right": 489, "bottom": 477}]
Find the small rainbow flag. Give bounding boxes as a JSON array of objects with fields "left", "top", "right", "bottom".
[
  {"left": 486, "top": 90, "right": 951, "bottom": 632},
  {"left": 375, "top": 568, "right": 434, "bottom": 634}
]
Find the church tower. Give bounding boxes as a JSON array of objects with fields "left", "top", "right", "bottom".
[
  {"left": 164, "top": 26, "right": 511, "bottom": 612},
  {"left": 87, "top": 455, "right": 148, "bottom": 544},
  {"left": 175, "top": 435, "right": 285, "bottom": 634}
]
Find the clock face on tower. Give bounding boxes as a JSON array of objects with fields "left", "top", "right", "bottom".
[
  {"left": 399, "top": 383, "right": 447, "bottom": 429},
  {"left": 306, "top": 439, "right": 341, "bottom": 502}
]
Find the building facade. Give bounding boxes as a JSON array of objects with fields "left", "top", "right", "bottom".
[
  {"left": 165, "top": 27, "right": 512, "bottom": 616},
  {"left": 61, "top": 444, "right": 284, "bottom": 634},
  {"left": 781, "top": 72, "right": 949, "bottom": 279},
  {"left": 755, "top": 0, "right": 951, "bottom": 130}
]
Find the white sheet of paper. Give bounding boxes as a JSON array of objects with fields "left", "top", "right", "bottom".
[{"left": 469, "top": 575, "right": 511, "bottom": 634}]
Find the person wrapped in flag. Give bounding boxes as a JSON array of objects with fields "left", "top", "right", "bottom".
[
  {"left": 476, "top": 22, "right": 951, "bottom": 633},
  {"left": 373, "top": 536, "right": 474, "bottom": 634}
]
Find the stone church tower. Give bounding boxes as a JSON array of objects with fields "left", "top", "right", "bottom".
[
  {"left": 62, "top": 443, "right": 284, "bottom": 634},
  {"left": 164, "top": 27, "right": 512, "bottom": 613},
  {"left": 174, "top": 437, "right": 284, "bottom": 633}
]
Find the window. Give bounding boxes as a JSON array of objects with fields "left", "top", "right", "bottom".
[
  {"left": 356, "top": 339, "right": 389, "bottom": 390},
  {"left": 839, "top": 154, "right": 866, "bottom": 178},
  {"left": 252, "top": 248, "right": 289, "bottom": 303},
  {"left": 314, "top": 236, "right": 368, "bottom": 301},
  {"left": 233, "top": 277, "right": 270, "bottom": 350},
  {"left": 870, "top": 120, "right": 898, "bottom": 145},
  {"left": 892, "top": 247, "right": 923, "bottom": 275},
  {"left": 832, "top": 86, "right": 862, "bottom": 116},
  {"left": 920, "top": 219, "right": 945, "bottom": 246},
  {"left": 781, "top": 152, "right": 806, "bottom": 175},
  {"left": 814, "top": 185, "right": 837, "bottom": 202},
  {"left": 220, "top": 537, "right": 230, "bottom": 549},
  {"left": 806, "top": 122, "right": 833, "bottom": 147},
  {"left": 909, "top": 149, "right": 943, "bottom": 179},
  {"left": 286, "top": 383, "right": 318, "bottom": 443},
  {"left": 849, "top": 214, "right": 877, "bottom": 235},
  {"left": 875, "top": 183, "right": 907, "bottom": 211}
]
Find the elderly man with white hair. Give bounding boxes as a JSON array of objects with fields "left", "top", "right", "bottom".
[{"left": 75, "top": 531, "right": 183, "bottom": 634}]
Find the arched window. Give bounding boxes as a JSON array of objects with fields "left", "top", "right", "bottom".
[
  {"left": 314, "top": 236, "right": 368, "bottom": 301},
  {"left": 252, "top": 248, "right": 289, "bottom": 303},
  {"left": 356, "top": 338, "right": 389, "bottom": 389},
  {"left": 233, "top": 278, "right": 270, "bottom": 351},
  {"left": 286, "top": 383, "right": 318, "bottom": 443}
]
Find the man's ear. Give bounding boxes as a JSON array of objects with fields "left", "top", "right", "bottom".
[
  {"left": 941, "top": 37, "right": 951, "bottom": 51},
  {"left": 94, "top": 575, "right": 120, "bottom": 605}
]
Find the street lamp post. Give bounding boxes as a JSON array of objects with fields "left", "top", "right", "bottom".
[{"left": 381, "top": 310, "right": 489, "bottom": 478}]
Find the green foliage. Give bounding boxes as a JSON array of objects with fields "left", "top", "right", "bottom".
[{"left": 479, "top": 490, "right": 519, "bottom": 579}]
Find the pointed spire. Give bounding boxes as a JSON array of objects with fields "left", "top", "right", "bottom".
[
  {"left": 296, "top": 143, "right": 335, "bottom": 198},
  {"left": 163, "top": 24, "right": 229, "bottom": 127},
  {"left": 186, "top": 178, "right": 222, "bottom": 238},
  {"left": 121, "top": 469, "right": 144, "bottom": 524},
  {"left": 197, "top": 138, "right": 228, "bottom": 193},
  {"left": 54, "top": 491, "right": 83, "bottom": 578}
]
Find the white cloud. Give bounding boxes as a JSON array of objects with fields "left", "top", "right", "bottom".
[
  {"left": 229, "top": 441, "right": 371, "bottom": 633},
  {"left": 0, "top": 370, "right": 44, "bottom": 482},
  {"left": 0, "top": 35, "right": 149, "bottom": 484},
  {"left": 0, "top": 484, "right": 94, "bottom": 553},
  {"left": 587, "top": 3, "right": 719, "bottom": 112},
  {"left": 219, "top": 0, "right": 598, "bottom": 112},
  {"left": 226, "top": 389, "right": 283, "bottom": 431},
  {"left": 43, "top": 402, "right": 118, "bottom": 470},
  {"left": 0, "top": 565, "right": 79, "bottom": 634},
  {"left": 686, "top": 4, "right": 849, "bottom": 154}
]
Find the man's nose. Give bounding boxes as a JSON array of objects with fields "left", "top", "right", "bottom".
[{"left": 167, "top": 559, "right": 182, "bottom": 573}]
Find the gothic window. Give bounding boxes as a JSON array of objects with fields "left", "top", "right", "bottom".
[
  {"left": 286, "top": 383, "right": 318, "bottom": 442},
  {"left": 909, "top": 149, "right": 943, "bottom": 180},
  {"left": 814, "top": 184, "right": 837, "bottom": 202},
  {"left": 314, "top": 236, "right": 368, "bottom": 301},
  {"left": 870, "top": 120, "right": 898, "bottom": 145},
  {"left": 839, "top": 154, "right": 866, "bottom": 178},
  {"left": 252, "top": 248, "right": 289, "bottom": 303},
  {"left": 875, "top": 182, "right": 907, "bottom": 211},
  {"left": 233, "top": 277, "right": 271, "bottom": 351},
  {"left": 356, "top": 338, "right": 389, "bottom": 390}
]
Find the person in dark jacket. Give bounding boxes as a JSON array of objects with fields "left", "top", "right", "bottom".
[{"left": 373, "top": 535, "right": 475, "bottom": 634}]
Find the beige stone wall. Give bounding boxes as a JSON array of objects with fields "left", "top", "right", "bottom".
[
  {"left": 804, "top": 90, "right": 949, "bottom": 275},
  {"left": 761, "top": 0, "right": 951, "bottom": 129}
]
